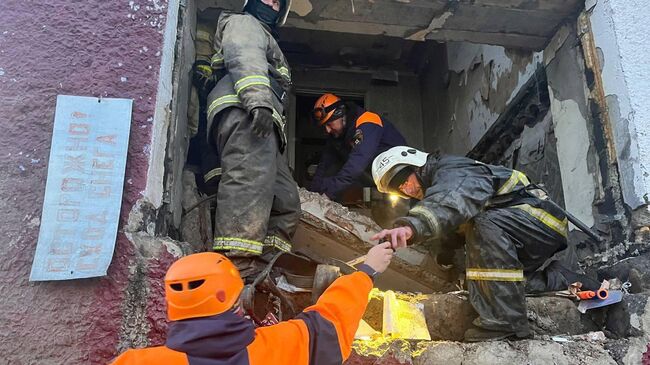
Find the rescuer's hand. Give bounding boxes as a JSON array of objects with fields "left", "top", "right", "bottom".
[
  {"left": 371, "top": 226, "right": 413, "bottom": 250},
  {"left": 363, "top": 242, "right": 394, "bottom": 273},
  {"left": 251, "top": 107, "right": 274, "bottom": 138}
]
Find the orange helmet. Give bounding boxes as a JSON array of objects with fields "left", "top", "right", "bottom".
[
  {"left": 164, "top": 252, "right": 244, "bottom": 321},
  {"left": 312, "top": 93, "right": 345, "bottom": 126}
]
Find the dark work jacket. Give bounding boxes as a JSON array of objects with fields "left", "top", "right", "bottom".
[
  {"left": 395, "top": 155, "right": 569, "bottom": 244},
  {"left": 310, "top": 105, "right": 407, "bottom": 200}
]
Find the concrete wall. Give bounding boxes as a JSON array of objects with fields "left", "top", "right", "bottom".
[
  {"left": 0, "top": 0, "right": 179, "bottom": 363},
  {"left": 291, "top": 67, "right": 424, "bottom": 149},
  {"left": 588, "top": 0, "right": 650, "bottom": 227},
  {"left": 421, "top": 42, "right": 543, "bottom": 156},
  {"left": 544, "top": 26, "right": 600, "bottom": 229}
]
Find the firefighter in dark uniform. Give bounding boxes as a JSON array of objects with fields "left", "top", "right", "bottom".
[
  {"left": 205, "top": 0, "right": 299, "bottom": 280},
  {"left": 371, "top": 146, "right": 599, "bottom": 342},
  {"left": 308, "top": 93, "right": 407, "bottom": 202}
]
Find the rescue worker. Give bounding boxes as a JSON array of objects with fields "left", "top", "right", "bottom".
[
  {"left": 110, "top": 242, "right": 395, "bottom": 364},
  {"left": 370, "top": 146, "right": 598, "bottom": 342},
  {"left": 206, "top": 0, "right": 300, "bottom": 278},
  {"left": 308, "top": 93, "right": 407, "bottom": 201}
]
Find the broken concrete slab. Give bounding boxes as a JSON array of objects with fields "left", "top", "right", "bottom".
[
  {"left": 527, "top": 296, "right": 600, "bottom": 336},
  {"left": 295, "top": 189, "right": 456, "bottom": 293},
  {"left": 605, "top": 293, "right": 650, "bottom": 339},
  {"left": 606, "top": 337, "right": 650, "bottom": 365},
  {"left": 361, "top": 291, "right": 624, "bottom": 341},
  {"left": 422, "top": 292, "right": 476, "bottom": 341}
]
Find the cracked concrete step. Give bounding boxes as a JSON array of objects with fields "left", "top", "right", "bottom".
[
  {"left": 360, "top": 291, "right": 650, "bottom": 342},
  {"left": 347, "top": 336, "right": 625, "bottom": 365}
]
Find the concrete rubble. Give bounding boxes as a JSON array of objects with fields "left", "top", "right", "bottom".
[{"left": 294, "top": 189, "right": 456, "bottom": 293}]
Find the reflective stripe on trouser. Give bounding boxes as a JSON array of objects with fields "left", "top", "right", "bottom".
[
  {"left": 466, "top": 268, "right": 524, "bottom": 282},
  {"left": 264, "top": 235, "right": 291, "bottom": 253},
  {"left": 465, "top": 208, "right": 567, "bottom": 333},
  {"left": 214, "top": 237, "right": 265, "bottom": 255},
  {"left": 212, "top": 107, "right": 300, "bottom": 257},
  {"left": 511, "top": 204, "right": 568, "bottom": 238},
  {"left": 204, "top": 167, "right": 222, "bottom": 183},
  {"left": 211, "top": 53, "right": 224, "bottom": 69}
]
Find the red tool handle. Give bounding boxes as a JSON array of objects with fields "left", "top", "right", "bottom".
[
  {"left": 577, "top": 289, "right": 609, "bottom": 300},
  {"left": 577, "top": 291, "right": 595, "bottom": 300}
]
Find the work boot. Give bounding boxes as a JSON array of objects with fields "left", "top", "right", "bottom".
[{"left": 463, "top": 326, "right": 531, "bottom": 342}]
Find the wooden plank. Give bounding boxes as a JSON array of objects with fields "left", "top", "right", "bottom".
[
  {"left": 291, "top": 0, "right": 574, "bottom": 39},
  {"left": 469, "top": 0, "right": 584, "bottom": 13},
  {"left": 341, "top": 0, "right": 582, "bottom": 14},
  {"left": 441, "top": 4, "right": 569, "bottom": 38},
  {"left": 285, "top": 18, "right": 549, "bottom": 50},
  {"left": 318, "top": 0, "right": 441, "bottom": 27},
  {"left": 285, "top": 17, "right": 418, "bottom": 38},
  {"left": 425, "top": 29, "right": 548, "bottom": 50}
]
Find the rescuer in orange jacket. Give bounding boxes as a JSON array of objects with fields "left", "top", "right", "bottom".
[{"left": 110, "top": 242, "right": 395, "bottom": 365}]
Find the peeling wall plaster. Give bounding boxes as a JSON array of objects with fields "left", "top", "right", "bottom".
[
  {"left": 0, "top": 0, "right": 170, "bottom": 362},
  {"left": 544, "top": 25, "right": 598, "bottom": 228},
  {"left": 549, "top": 93, "right": 596, "bottom": 227},
  {"left": 589, "top": 0, "right": 650, "bottom": 210},
  {"left": 407, "top": 10, "right": 453, "bottom": 41},
  {"left": 424, "top": 42, "right": 542, "bottom": 155}
]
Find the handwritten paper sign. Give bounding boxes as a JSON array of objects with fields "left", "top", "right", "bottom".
[{"left": 30, "top": 95, "right": 132, "bottom": 281}]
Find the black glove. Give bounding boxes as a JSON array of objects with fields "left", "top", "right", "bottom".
[{"left": 251, "top": 107, "right": 274, "bottom": 138}]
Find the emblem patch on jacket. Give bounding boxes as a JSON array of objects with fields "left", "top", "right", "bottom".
[{"left": 352, "top": 129, "right": 363, "bottom": 147}]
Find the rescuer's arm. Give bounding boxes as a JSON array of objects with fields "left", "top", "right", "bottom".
[
  {"left": 249, "top": 243, "right": 393, "bottom": 364},
  {"left": 319, "top": 123, "right": 382, "bottom": 200},
  {"left": 310, "top": 142, "right": 337, "bottom": 194},
  {"left": 299, "top": 242, "right": 393, "bottom": 361}
]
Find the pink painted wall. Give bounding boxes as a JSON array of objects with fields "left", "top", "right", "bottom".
[{"left": 0, "top": 0, "right": 172, "bottom": 363}]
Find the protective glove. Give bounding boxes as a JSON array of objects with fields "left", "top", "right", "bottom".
[{"left": 251, "top": 107, "right": 274, "bottom": 138}]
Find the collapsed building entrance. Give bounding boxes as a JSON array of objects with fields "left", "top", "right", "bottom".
[
  {"left": 158, "top": 0, "right": 616, "bottom": 290},
  {"left": 151, "top": 0, "right": 649, "bottom": 353}
]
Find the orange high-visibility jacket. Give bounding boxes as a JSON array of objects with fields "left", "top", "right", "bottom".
[{"left": 110, "top": 271, "right": 373, "bottom": 365}]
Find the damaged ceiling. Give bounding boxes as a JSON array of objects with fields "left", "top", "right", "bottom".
[{"left": 199, "top": 0, "right": 585, "bottom": 50}]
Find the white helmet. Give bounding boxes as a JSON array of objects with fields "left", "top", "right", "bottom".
[
  {"left": 242, "top": 0, "right": 292, "bottom": 26},
  {"left": 372, "top": 146, "right": 429, "bottom": 197}
]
